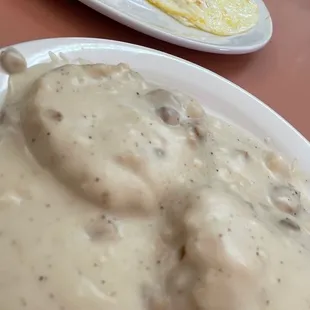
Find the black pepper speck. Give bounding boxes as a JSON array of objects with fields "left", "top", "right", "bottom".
[
  {"left": 20, "top": 297, "right": 27, "bottom": 307},
  {"left": 38, "top": 275, "right": 47, "bottom": 282}
]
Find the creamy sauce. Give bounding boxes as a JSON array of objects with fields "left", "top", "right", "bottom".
[{"left": 0, "top": 55, "right": 310, "bottom": 310}]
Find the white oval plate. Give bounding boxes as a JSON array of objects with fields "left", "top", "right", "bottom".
[
  {"left": 0, "top": 38, "right": 308, "bottom": 175},
  {"left": 78, "top": 0, "right": 273, "bottom": 54}
]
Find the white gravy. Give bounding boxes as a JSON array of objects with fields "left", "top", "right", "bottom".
[{"left": 0, "top": 53, "right": 310, "bottom": 310}]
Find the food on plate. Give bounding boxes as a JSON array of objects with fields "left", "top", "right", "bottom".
[
  {"left": 0, "top": 47, "right": 27, "bottom": 74},
  {"left": 146, "top": 0, "right": 259, "bottom": 36},
  {"left": 0, "top": 50, "right": 310, "bottom": 310}
]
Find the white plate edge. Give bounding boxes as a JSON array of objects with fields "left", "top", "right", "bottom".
[
  {"left": 78, "top": 0, "right": 273, "bottom": 54},
  {"left": 0, "top": 37, "right": 308, "bottom": 171}
]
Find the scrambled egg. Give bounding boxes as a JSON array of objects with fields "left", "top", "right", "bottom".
[{"left": 146, "top": 0, "right": 259, "bottom": 36}]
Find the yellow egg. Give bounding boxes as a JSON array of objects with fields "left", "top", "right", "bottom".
[{"left": 146, "top": 0, "right": 259, "bottom": 36}]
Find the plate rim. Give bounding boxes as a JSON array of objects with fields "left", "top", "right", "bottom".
[
  {"left": 77, "top": 0, "right": 273, "bottom": 54},
  {"left": 0, "top": 37, "right": 308, "bottom": 166}
]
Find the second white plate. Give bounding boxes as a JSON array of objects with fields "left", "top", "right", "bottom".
[{"left": 78, "top": 0, "right": 273, "bottom": 54}]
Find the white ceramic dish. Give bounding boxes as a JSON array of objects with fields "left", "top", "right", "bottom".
[
  {"left": 78, "top": 0, "right": 273, "bottom": 54},
  {"left": 0, "top": 38, "right": 308, "bottom": 176}
]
